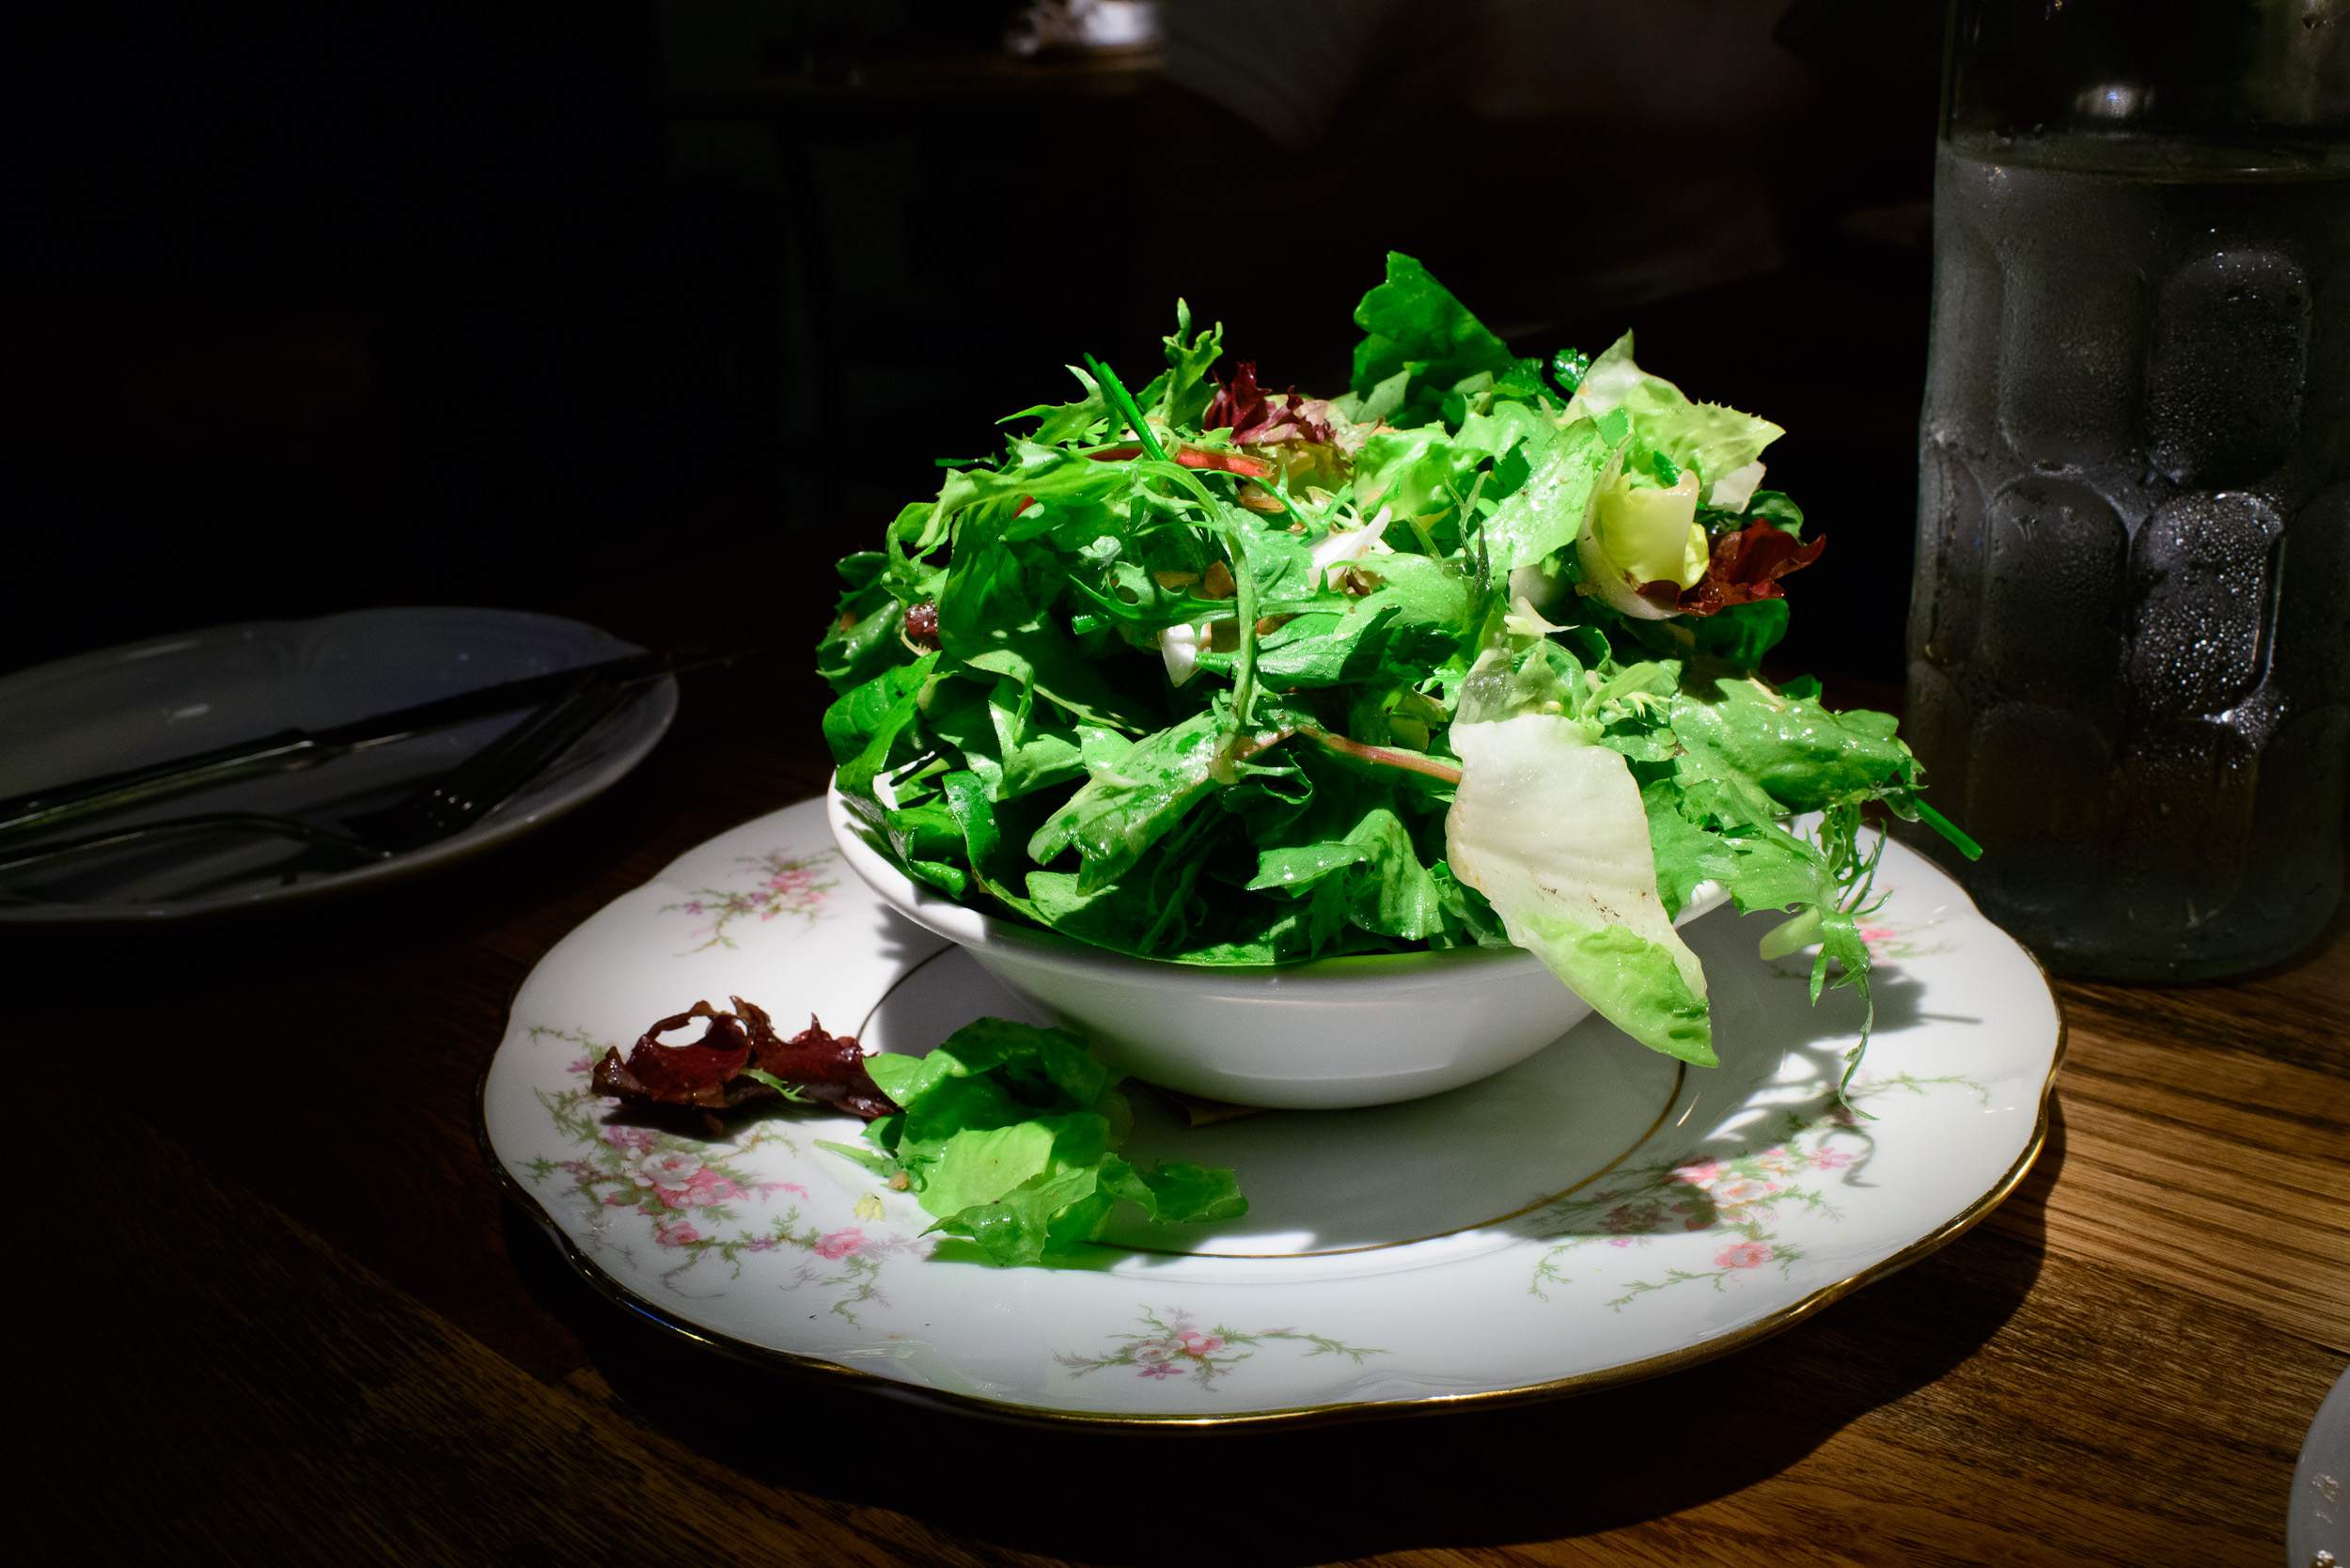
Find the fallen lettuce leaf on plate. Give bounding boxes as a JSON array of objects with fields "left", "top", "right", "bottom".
[{"left": 823, "top": 1018, "right": 1246, "bottom": 1267}]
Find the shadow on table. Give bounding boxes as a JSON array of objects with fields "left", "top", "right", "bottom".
[{"left": 504, "top": 1100, "right": 2065, "bottom": 1563}]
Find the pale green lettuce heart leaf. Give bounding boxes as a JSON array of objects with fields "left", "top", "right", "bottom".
[
  {"left": 915, "top": 1121, "right": 1058, "bottom": 1215},
  {"left": 1512, "top": 910, "right": 1716, "bottom": 1066},
  {"left": 1445, "top": 713, "right": 1712, "bottom": 1061}
]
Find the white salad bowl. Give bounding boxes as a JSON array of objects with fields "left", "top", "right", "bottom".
[{"left": 825, "top": 782, "right": 1729, "bottom": 1109}]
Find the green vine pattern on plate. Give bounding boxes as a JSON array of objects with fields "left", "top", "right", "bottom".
[
  {"left": 661, "top": 848, "right": 838, "bottom": 953},
  {"left": 1055, "top": 1306, "right": 1386, "bottom": 1391},
  {"left": 1529, "top": 1074, "right": 1989, "bottom": 1309},
  {"left": 521, "top": 1026, "right": 922, "bottom": 1325}
]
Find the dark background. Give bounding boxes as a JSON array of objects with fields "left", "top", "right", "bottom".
[{"left": 0, "top": 0, "right": 1945, "bottom": 686}]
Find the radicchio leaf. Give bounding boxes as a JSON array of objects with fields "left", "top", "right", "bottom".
[
  {"left": 590, "top": 997, "right": 900, "bottom": 1121},
  {"left": 1203, "top": 361, "right": 1337, "bottom": 446},
  {"left": 1645, "top": 520, "right": 1827, "bottom": 619}
]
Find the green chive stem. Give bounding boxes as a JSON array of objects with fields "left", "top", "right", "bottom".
[
  {"left": 1913, "top": 799, "right": 1983, "bottom": 861},
  {"left": 1083, "top": 353, "right": 1168, "bottom": 463}
]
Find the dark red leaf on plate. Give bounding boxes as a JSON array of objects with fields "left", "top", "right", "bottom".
[
  {"left": 743, "top": 1000, "right": 900, "bottom": 1121},
  {"left": 591, "top": 997, "right": 900, "bottom": 1121},
  {"left": 591, "top": 1000, "right": 752, "bottom": 1108}
]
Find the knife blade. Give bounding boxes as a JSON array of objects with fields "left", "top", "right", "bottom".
[{"left": 0, "top": 647, "right": 676, "bottom": 841}]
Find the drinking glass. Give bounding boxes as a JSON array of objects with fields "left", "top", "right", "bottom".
[{"left": 1904, "top": 0, "right": 2350, "bottom": 979}]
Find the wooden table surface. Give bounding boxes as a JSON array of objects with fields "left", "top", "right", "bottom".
[{"left": 10, "top": 530, "right": 2346, "bottom": 1568}]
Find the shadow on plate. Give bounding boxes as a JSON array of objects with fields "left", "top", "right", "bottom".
[{"left": 848, "top": 903, "right": 1932, "bottom": 1262}]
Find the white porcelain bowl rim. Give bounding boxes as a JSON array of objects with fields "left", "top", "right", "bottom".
[{"left": 824, "top": 779, "right": 1728, "bottom": 980}]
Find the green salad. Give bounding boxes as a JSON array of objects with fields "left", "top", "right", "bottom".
[
  {"left": 824, "top": 1016, "right": 1247, "bottom": 1268},
  {"left": 821, "top": 253, "right": 1974, "bottom": 1086}
]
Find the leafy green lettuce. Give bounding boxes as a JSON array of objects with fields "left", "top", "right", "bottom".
[
  {"left": 1350, "top": 252, "right": 1535, "bottom": 430},
  {"left": 829, "top": 1018, "right": 1246, "bottom": 1267},
  {"left": 1566, "top": 332, "right": 1784, "bottom": 494},
  {"left": 818, "top": 252, "right": 1967, "bottom": 1092}
]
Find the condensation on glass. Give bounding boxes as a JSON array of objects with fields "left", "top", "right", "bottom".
[{"left": 1907, "top": 0, "right": 2350, "bottom": 978}]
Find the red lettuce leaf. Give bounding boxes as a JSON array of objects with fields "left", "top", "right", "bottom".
[
  {"left": 1643, "top": 521, "right": 1827, "bottom": 619},
  {"left": 590, "top": 998, "right": 899, "bottom": 1121},
  {"left": 1203, "top": 361, "right": 1336, "bottom": 445}
]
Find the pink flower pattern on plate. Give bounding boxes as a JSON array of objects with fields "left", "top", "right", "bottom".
[
  {"left": 662, "top": 849, "right": 838, "bottom": 952},
  {"left": 522, "top": 1023, "right": 925, "bottom": 1326},
  {"left": 1849, "top": 909, "right": 1957, "bottom": 963},
  {"left": 1711, "top": 1175, "right": 1780, "bottom": 1207},
  {"left": 1529, "top": 1074, "right": 1989, "bottom": 1310},
  {"left": 1598, "top": 1200, "right": 1669, "bottom": 1235},
  {"left": 812, "top": 1229, "right": 866, "bottom": 1260},
  {"left": 674, "top": 1170, "right": 743, "bottom": 1206},
  {"left": 633, "top": 1150, "right": 704, "bottom": 1188},
  {"left": 1055, "top": 1307, "right": 1382, "bottom": 1392}
]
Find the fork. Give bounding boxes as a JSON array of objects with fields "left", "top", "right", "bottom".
[{"left": 0, "top": 674, "right": 635, "bottom": 881}]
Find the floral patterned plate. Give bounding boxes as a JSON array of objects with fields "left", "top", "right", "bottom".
[{"left": 479, "top": 796, "right": 2063, "bottom": 1428}]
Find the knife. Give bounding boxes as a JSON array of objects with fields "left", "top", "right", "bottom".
[{"left": 0, "top": 647, "right": 688, "bottom": 843}]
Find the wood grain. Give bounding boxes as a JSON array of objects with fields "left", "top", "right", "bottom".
[{"left": 1982, "top": 1031, "right": 2350, "bottom": 1352}]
